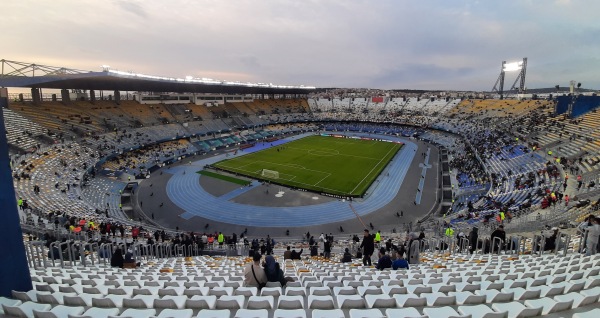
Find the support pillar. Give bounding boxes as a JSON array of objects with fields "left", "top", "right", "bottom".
[
  {"left": 90, "top": 90, "right": 96, "bottom": 104},
  {"left": 0, "top": 88, "right": 33, "bottom": 297},
  {"left": 114, "top": 90, "right": 121, "bottom": 105},
  {"left": 61, "top": 89, "right": 71, "bottom": 103},
  {"left": 31, "top": 88, "right": 40, "bottom": 104}
]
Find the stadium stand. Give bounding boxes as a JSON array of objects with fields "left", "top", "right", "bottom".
[{"left": 5, "top": 94, "right": 600, "bottom": 317}]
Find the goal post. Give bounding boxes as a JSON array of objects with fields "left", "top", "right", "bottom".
[{"left": 261, "top": 169, "right": 279, "bottom": 179}]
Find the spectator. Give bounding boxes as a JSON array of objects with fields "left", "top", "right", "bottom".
[
  {"left": 490, "top": 225, "right": 506, "bottom": 253},
  {"left": 124, "top": 249, "right": 140, "bottom": 267},
  {"left": 110, "top": 248, "right": 124, "bottom": 268},
  {"left": 290, "top": 248, "right": 303, "bottom": 260},
  {"left": 407, "top": 232, "right": 420, "bottom": 264},
  {"left": 263, "top": 255, "right": 293, "bottom": 287},
  {"left": 376, "top": 247, "right": 392, "bottom": 270},
  {"left": 360, "top": 229, "right": 375, "bottom": 266},
  {"left": 586, "top": 217, "right": 600, "bottom": 256},
  {"left": 283, "top": 246, "right": 292, "bottom": 260},
  {"left": 392, "top": 250, "right": 409, "bottom": 270},
  {"left": 341, "top": 248, "right": 352, "bottom": 263},
  {"left": 244, "top": 253, "right": 267, "bottom": 288}
]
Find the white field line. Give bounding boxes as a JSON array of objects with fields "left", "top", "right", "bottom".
[{"left": 349, "top": 144, "right": 399, "bottom": 194}]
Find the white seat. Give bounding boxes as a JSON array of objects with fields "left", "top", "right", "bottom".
[
  {"left": 260, "top": 287, "right": 282, "bottom": 297},
  {"left": 554, "top": 292, "right": 598, "bottom": 308},
  {"left": 504, "top": 287, "right": 540, "bottom": 301},
  {"left": 114, "top": 308, "right": 156, "bottom": 318},
  {"left": 284, "top": 287, "right": 306, "bottom": 297},
  {"left": 186, "top": 295, "right": 217, "bottom": 309},
  {"left": 273, "top": 309, "right": 307, "bottom": 318},
  {"left": 475, "top": 290, "right": 514, "bottom": 303},
  {"left": 123, "top": 295, "right": 155, "bottom": 309},
  {"left": 234, "top": 287, "right": 257, "bottom": 297},
  {"left": 348, "top": 309, "right": 385, "bottom": 318},
  {"left": 337, "top": 295, "right": 366, "bottom": 309},
  {"left": 381, "top": 286, "right": 407, "bottom": 296},
  {"left": 364, "top": 295, "right": 396, "bottom": 308},
  {"left": 491, "top": 302, "right": 542, "bottom": 318},
  {"left": 158, "top": 287, "right": 185, "bottom": 296},
  {"left": 63, "top": 294, "right": 96, "bottom": 307},
  {"left": 154, "top": 295, "right": 187, "bottom": 309},
  {"left": 524, "top": 297, "right": 573, "bottom": 315},
  {"left": 68, "top": 307, "right": 120, "bottom": 318},
  {"left": 422, "top": 292, "right": 456, "bottom": 306},
  {"left": 333, "top": 287, "right": 357, "bottom": 296},
  {"left": 234, "top": 309, "right": 269, "bottom": 318},
  {"left": 215, "top": 295, "right": 245, "bottom": 309},
  {"left": 195, "top": 309, "right": 230, "bottom": 318},
  {"left": 277, "top": 296, "right": 304, "bottom": 309},
  {"left": 450, "top": 292, "right": 486, "bottom": 305},
  {"left": 92, "top": 295, "right": 125, "bottom": 308},
  {"left": 0, "top": 297, "right": 22, "bottom": 314},
  {"left": 209, "top": 287, "right": 234, "bottom": 297},
  {"left": 183, "top": 287, "right": 209, "bottom": 297},
  {"left": 311, "top": 309, "right": 344, "bottom": 318},
  {"left": 36, "top": 292, "right": 76, "bottom": 305},
  {"left": 2, "top": 301, "right": 52, "bottom": 318},
  {"left": 423, "top": 306, "right": 471, "bottom": 318},
  {"left": 310, "top": 287, "right": 332, "bottom": 296},
  {"left": 308, "top": 295, "right": 335, "bottom": 309},
  {"left": 357, "top": 286, "right": 382, "bottom": 296},
  {"left": 155, "top": 308, "right": 193, "bottom": 318},
  {"left": 405, "top": 285, "right": 433, "bottom": 295},
  {"left": 458, "top": 304, "right": 507, "bottom": 318},
  {"left": 393, "top": 294, "right": 427, "bottom": 307},
  {"left": 573, "top": 308, "right": 600, "bottom": 318},
  {"left": 581, "top": 286, "right": 600, "bottom": 299},
  {"left": 246, "top": 296, "right": 274, "bottom": 310},
  {"left": 385, "top": 308, "right": 427, "bottom": 318},
  {"left": 32, "top": 305, "right": 85, "bottom": 318}
]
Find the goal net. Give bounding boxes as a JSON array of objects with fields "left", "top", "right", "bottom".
[{"left": 261, "top": 169, "right": 279, "bottom": 179}]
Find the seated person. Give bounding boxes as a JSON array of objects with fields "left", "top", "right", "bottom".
[
  {"left": 110, "top": 248, "right": 124, "bottom": 268},
  {"left": 392, "top": 251, "right": 410, "bottom": 270},
  {"left": 283, "top": 246, "right": 292, "bottom": 260},
  {"left": 290, "top": 248, "right": 303, "bottom": 260},
  {"left": 244, "top": 253, "right": 267, "bottom": 287},
  {"left": 341, "top": 248, "right": 352, "bottom": 263},
  {"left": 375, "top": 247, "right": 392, "bottom": 270},
  {"left": 124, "top": 249, "right": 140, "bottom": 268},
  {"left": 264, "top": 255, "right": 294, "bottom": 286}
]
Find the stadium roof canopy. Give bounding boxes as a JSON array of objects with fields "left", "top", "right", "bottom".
[{"left": 0, "top": 59, "right": 316, "bottom": 95}]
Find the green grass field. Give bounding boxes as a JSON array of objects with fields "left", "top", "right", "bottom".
[{"left": 212, "top": 135, "right": 402, "bottom": 196}]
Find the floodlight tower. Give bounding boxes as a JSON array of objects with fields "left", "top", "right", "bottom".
[
  {"left": 509, "top": 57, "right": 527, "bottom": 93},
  {"left": 492, "top": 61, "right": 506, "bottom": 99},
  {"left": 491, "top": 57, "right": 527, "bottom": 99}
]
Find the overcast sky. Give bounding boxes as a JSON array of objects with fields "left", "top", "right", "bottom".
[{"left": 2, "top": 0, "right": 599, "bottom": 91}]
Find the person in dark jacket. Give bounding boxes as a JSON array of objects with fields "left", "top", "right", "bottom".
[
  {"left": 290, "top": 248, "right": 303, "bottom": 260},
  {"left": 263, "top": 255, "right": 290, "bottom": 286},
  {"left": 360, "top": 229, "right": 375, "bottom": 266},
  {"left": 110, "top": 248, "right": 124, "bottom": 268},
  {"left": 469, "top": 227, "right": 479, "bottom": 254},
  {"left": 376, "top": 247, "right": 392, "bottom": 270},
  {"left": 341, "top": 248, "right": 352, "bottom": 263},
  {"left": 490, "top": 225, "right": 506, "bottom": 253}
]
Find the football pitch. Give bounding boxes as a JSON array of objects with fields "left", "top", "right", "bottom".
[{"left": 211, "top": 135, "right": 403, "bottom": 197}]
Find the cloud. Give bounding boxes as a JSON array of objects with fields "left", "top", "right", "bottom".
[
  {"left": 114, "top": 0, "right": 147, "bottom": 19},
  {"left": 1, "top": 0, "right": 600, "bottom": 90}
]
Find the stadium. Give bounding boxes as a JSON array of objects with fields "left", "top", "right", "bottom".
[{"left": 2, "top": 2, "right": 600, "bottom": 318}]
